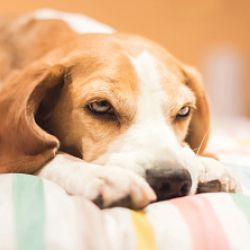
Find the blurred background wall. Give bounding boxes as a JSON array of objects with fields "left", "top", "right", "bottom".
[{"left": 1, "top": 0, "right": 250, "bottom": 117}]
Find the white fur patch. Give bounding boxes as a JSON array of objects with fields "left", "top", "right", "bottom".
[
  {"left": 18, "top": 8, "right": 114, "bottom": 34},
  {"left": 130, "top": 51, "right": 181, "bottom": 152}
]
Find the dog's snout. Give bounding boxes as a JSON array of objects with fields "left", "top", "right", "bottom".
[{"left": 146, "top": 168, "right": 192, "bottom": 201}]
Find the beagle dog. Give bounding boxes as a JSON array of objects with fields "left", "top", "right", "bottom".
[{"left": 0, "top": 10, "right": 241, "bottom": 209}]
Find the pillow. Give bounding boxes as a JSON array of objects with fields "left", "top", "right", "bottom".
[{"left": 0, "top": 174, "right": 249, "bottom": 250}]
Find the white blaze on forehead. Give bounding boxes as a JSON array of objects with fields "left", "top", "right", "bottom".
[
  {"left": 129, "top": 51, "right": 165, "bottom": 120},
  {"left": 130, "top": 51, "right": 162, "bottom": 92},
  {"left": 128, "top": 51, "right": 180, "bottom": 150}
]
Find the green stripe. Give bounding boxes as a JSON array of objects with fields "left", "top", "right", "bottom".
[
  {"left": 12, "top": 174, "right": 45, "bottom": 250},
  {"left": 231, "top": 194, "right": 250, "bottom": 224}
]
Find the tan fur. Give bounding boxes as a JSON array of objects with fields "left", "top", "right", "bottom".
[{"left": 0, "top": 16, "right": 210, "bottom": 173}]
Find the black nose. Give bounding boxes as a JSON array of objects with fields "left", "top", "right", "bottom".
[{"left": 146, "top": 168, "right": 192, "bottom": 201}]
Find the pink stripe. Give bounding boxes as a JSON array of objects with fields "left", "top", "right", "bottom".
[{"left": 170, "top": 195, "right": 230, "bottom": 250}]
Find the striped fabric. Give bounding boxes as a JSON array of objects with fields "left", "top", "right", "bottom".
[{"left": 0, "top": 174, "right": 250, "bottom": 250}]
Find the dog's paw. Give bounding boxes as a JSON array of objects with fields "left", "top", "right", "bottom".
[
  {"left": 42, "top": 154, "right": 156, "bottom": 209},
  {"left": 197, "top": 174, "right": 240, "bottom": 193},
  {"left": 90, "top": 167, "right": 156, "bottom": 209},
  {"left": 39, "top": 154, "right": 156, "bottom": 209},
  {"left": 68, "top": 165, "right": 156, "bottom": 209},
  {"left": 197, "top": 157, "right": 242, "bottom": 193}
]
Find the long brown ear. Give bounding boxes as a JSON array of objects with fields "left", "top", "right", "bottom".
[
  {"left": 183, "top": 66, "right": 210, "bottom": 154},
  {"left": 0, "top": 63, "right": 65, "bottom": 173}
]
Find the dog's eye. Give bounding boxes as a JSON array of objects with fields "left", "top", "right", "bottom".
[
  {"left": 176, "top": 106, "right": 191, "bottom": 119},
  {"left": 87, "top": 100, "right": 114, "bottom": 115}
]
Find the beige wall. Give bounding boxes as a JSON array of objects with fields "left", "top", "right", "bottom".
[{"left": 1, "top": 0, "right": 250, "bottom": 116}]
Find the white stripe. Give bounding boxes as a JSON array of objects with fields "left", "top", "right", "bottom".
[
  {"left": 103, "top": 209, "right": 136, "bottom": 250},
  {"left": 146, "top": 202, "right": 193, "bottom": 250},
  {"left": 204, "top": 193, "right": 250, "bottom": 249},
  {"left": 43, "top": 179, "right": 110, "bottom": 250},
  {"left": 43, "top": 180, "right": 81, "bottom": 250}
]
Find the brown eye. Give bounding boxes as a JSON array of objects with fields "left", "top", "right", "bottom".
[
  {"left": 176, "top": 106, "right": 191, "bottom": 119},
  {"left": 86, "top": 100, "right": 114, "bottom": 115}
]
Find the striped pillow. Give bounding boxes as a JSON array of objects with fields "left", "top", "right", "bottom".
[{"left": 0, "top": 173, "right": 249, "bottom": 250}]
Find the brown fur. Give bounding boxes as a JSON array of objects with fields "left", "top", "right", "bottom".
[{"left": 0, "top": 16, "right": 210, "bottom": 173}]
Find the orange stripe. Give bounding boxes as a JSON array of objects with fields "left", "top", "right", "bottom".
[
  {"left": 130, "top": 210, "right": 157, "bottom": 250},
  {"left": 170, "top": 195, "right": 230, "bottom": 250}
]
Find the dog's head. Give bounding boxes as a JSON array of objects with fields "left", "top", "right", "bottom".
[{"left": 0, "top": 33, "right": 209, "bottom": 200}]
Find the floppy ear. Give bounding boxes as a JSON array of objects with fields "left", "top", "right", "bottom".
[
  {"left": 0, "top": 63, "right": 65, "bottom": 173},
  {"left": 183, "top": 66, "right": 210, "bottom": 154}
]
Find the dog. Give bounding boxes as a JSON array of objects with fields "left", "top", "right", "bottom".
[{"left": 0, "top": 9, "right": 241, "bottom": 209}]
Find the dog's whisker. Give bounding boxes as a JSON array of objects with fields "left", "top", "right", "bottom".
[{"left": 195, "top": 130, "right": 209, "bottom": 155}]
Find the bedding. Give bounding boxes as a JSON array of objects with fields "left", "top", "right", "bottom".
[{"left": 0, "top": 174, "right": 250, "bottom": 250}]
